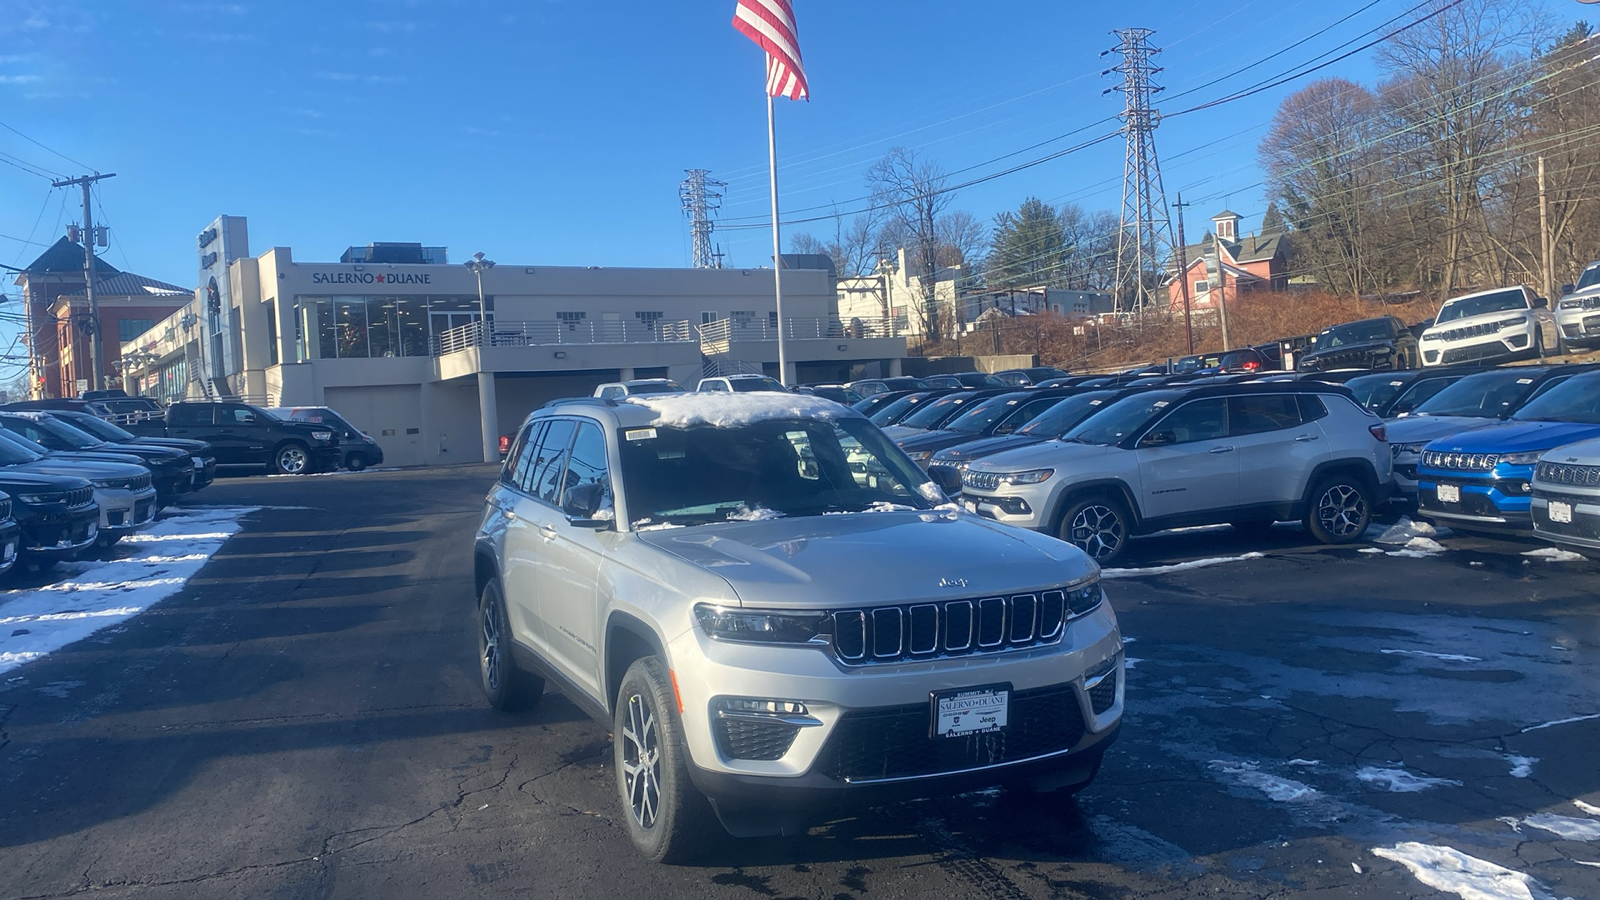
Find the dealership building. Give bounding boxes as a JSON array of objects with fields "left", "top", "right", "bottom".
[{"left": 121, "top": 216, "right": 908, "bottom": 467}]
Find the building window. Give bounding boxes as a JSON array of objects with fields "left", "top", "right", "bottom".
[
  {"left": 118, "top": 318, "right": 156, "bottom": 343},
  {"left": 634, "top": 311, "right": 663, "bottom": 326},
  {"left": 266, "top": 303, "right": 279, "bottom": 366},
  {"left": 701, "top": 311, "right": 720, "bottom": 324},
  {"left": 558, "top": 311, "right": 587, "bottom": 331},
  {"left": 1194, "top": 280, "right": 1208, "bottom": 294}
]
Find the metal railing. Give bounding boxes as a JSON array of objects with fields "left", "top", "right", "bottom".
[
  {"left": 697, "top": 315, "right": 904, "bottom": 351},
  {"left": 433, "top": 318, "right": 695, "bottom": 355}
]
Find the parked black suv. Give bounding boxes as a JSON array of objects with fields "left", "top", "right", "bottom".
[
  {"left": 0, "top": 457, "right": 98, "bottom": 570},
  {"left": 40, "top": 409, "right": 217, "bottom": 491},
  {"left": 0, "top": 412, "right": 195, "bottom": 504},
  {"left": 164, "top": 402, "right": 340, "bottom": 475},
  {"left": 1297, "top": 316, "right": 1420, "bottom": 372}
]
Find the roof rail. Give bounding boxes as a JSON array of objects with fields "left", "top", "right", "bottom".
[{"left": 542, "top": 397, "right": 618, "bottom": 409}]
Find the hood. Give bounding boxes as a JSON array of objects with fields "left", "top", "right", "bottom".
[
  {"left": 933, "top": 434, "right": 1047, "bottom": 463},
  {"left": 1425, "top": 308, "right": 1531, "bottom": 336},
  {"left": 898, "top": 429, "right": 986, "bottom": 455},
  {"left": 1427, "top": 420, "right": 1600, "bottom": 455},
  {"left": 0, "top": 468, "right": 90, "bottom": 491},
  {"left": 41, "top": 450, "right": 150, "bottom": 467},
  {"left": 97, "top": 442, "right": 188, "bottom": 463},
  {"left": 124, "top": 437, "right": 211, "bottom": 454},
  {"left": 966, "top": 439, "right": 1119, "bottom": 473},
  {"left": 880, "top": 425, "right": 923, "bottom": 442},
  {"left": 1385, "top": 416, "right": 1499, "bottom": 446},
  {"left": 14, "top": 459, "right": 149, "bottom": 481},
  {"left": 636, "top": 510, "right": 1095, "bottom": 609}
]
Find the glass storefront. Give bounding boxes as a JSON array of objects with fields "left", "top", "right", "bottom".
[{"left": 294, "top": 295, "right": 488, "bottom": 360}]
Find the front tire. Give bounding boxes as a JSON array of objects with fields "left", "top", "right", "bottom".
[
  {"left": 345, "top": 452, "right": 368, "bottom": 472},
  {"left": 1057, "top": 494, "right": 1132, "bottom": 564},
  {"left": 273, "top": 442, "right": 310, "bottom": 476},
  {"left": 478, "top": 580, "right": 543, "bottom": 711},
  {"left": 1304, "top": 474, "right": 1373, "bottom": 544},
  {"left": 614, "top": 656, "right": 709, "bottom": 863}
]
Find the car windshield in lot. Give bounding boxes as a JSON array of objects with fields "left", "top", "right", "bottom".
[
  {"left": 1344, "top": 373, "right": 1410, "bottom": 411},
  {"left": 1577, "top": 265, "right": 1600, "bottom": 292},
  {"left": 0, "top": 430, "right": 48, "bottom": 464},
  {"left": 867, "top": 393, "right": 929, "bottom": 426},
  {"left": 1412, "top": 370, "right": 1545, "bottom": 418},
  {"left": 898, "top": 392, "right": 980, "bottom": 429},
  {"left": 625, "top": 382, "right": 682, "bottom": 395},
  {"left": 1509, "top": 372, "right": 1600, "bottom": 423},
  {"left": 1059, "top": 390, "right": 1184, "bottom": 446},
  {"left": 1320, "top": 320, "right": 1390, "bottom": 347},
  {"left": 728, "top": 377, "right": 786, "bottom": 392},
  {"left": 8, "top": 415, "right": 104, "bottom": 450},
  {"left": 1434, "top": 289, "right": 1528, "bottom": 324},
  {"left": 944, "top": 394, "right": 1031, "bottom": 434},
  {"left": 618, "top": 417, "right": 934, "bottom": 527},
  {"left": 54, "top": 414, "right": 139, "bottom": 443},
  {"left": 1016, "top": 391, "right": 1121, "bottom": 437}
]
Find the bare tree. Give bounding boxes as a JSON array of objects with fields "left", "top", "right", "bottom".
[
  {"left": 937, "top": 210, "right": 987, "bottom": 290},
  {"left": 867, "top": 148, "right": 953, "bottom": 340}
]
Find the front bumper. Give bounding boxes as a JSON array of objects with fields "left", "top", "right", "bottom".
[
  {"left": 1556, "top": 307, "right": 1600, "bottom": 345},
  {"left": 95, "top": 485, "right": 159, "bottom": 536},
  {"left": 1531, "top": 489, "right": 1600, "bottom": 550},
  {"left": 1421, "top": 328, "right": 1534, "bottom": 366},
  {"left": 191, "top": 457, "right": 217, "bottom": 490},
  {"left": 956, "top": 484, "right": 1056, "bottom": 530},
  {"left": 1417, "top": 473, "right": 1533, "bottom": 531},
  {"left": 0, "top": 520, "right": 20, "bottom": 574},
  {"left": 154, "top": 466, "right": 195, "bottom": 498},
  {"left": 19, "top": 503, "right": 99, "bottom": 559}
]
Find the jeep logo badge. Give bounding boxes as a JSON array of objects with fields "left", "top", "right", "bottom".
[{"left": 939, "top": 577, "right": 968, "bottom": 589}]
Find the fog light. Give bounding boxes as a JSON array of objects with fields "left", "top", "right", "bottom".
[{"left": 718, "top": 698, "right": 808, "bottom": 716}]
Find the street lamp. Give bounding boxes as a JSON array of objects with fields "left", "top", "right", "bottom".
[{"left": 464, "top": 252, "right": 495, "bottom": 346}]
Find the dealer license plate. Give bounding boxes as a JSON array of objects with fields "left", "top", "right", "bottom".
[
  {"left": 933, "top": 685, "right": 1009, "bottom": 738},
  {"left": 2, "top": 542, "right": 14, "bottom": 562},
  {"left": 1549, "top": 501, "right": 1574, "bottom": 524},
  {"left": 962, "top": 498, "right": 979, "bottom": 513},
  {"left": 1437, "top": 484, "right": 1460, "bottom": 504}
]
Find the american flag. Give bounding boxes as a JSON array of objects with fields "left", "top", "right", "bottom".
[{"left": 732, "top": 0, "right": 808, "bottom": 101}]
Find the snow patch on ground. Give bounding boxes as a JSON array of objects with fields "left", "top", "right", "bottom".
[
  {"left": 1207, "top": 760, "right": 1321, "bottom": 803},
  {"left": 1356, "top": 766, "right": 1462, "bottom": 792},
  {"left": 0, "top": 507, "right": 252, "bottom": 675},
  {"left": 626, "top": 393, "right": 847, "bottom": 428},
  {"left": 1102, "top": 552, "right": 1265, "bottom": 579},
  {"left": 1505, "top": 755, "right": 1538, "bottom": 778},
  {"left": 1375, "top": 517, "right": 1440, "bottom": 544},
  {"left": 1521, "top": 547, "right": 1588, "bottom": 562},
  {"left": 1124, "top": 657, "right": 1143, "bottom": 670},
  {"left": 1372, "top": 842, "right": 1560, "bottom": 900},
  {"left": 1287, "top": 759, "right": 1322, "bottom": 767},
  {"left": 1522, "top": 713, "right": 1600, "bottom": 733},
  {"left": 1359, "top": 547, "right": 1385, "bottom": 554},
  {"left": 1521, "top": 814, "right": 1600, "bottom": 841},
  {"left": 1575, "top": 799, "right": 1600, "bottom": 817},
  {"left": 1381, "top": 648, "right": 1484, "bottom": 663}
]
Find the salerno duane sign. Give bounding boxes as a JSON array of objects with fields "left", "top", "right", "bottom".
[{"left": 310, "top": 271, "right": 434, "bottom": 286}]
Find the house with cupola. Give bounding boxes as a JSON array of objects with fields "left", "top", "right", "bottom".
[{"left": 1166, "top": 210, "right": 1290, "bottom": 313}]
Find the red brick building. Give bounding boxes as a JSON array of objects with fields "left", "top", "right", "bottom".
[{"left": 1167, "top": 210, "right": 1289, "bottom": 313}]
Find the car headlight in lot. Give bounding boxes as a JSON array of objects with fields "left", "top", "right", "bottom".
[
  {"left": 1499, "top": 451, "right": 1545, "bottom": 465},
  {"left": 311, "top": 431, "right": 334, "bottom": 442},
  {"left": 1392, "top": 443, "right": 1426, "bottom": 456},
  {"left": 16, "top": 493, "right": 55, "bottom": 504},
  {"left": 905, "top": 450, "right": 932, "bottom": 464},
  {"left": 694, "top": 604, "right": 830, "bottom": 643},
  {"left": 1561, "top": 298, "right": 1583, "bottom": 310},
  {"left": 1497, "top": 316, "right": 1529, "bottom": 330},
  {"left": 1000, "top": 468, "right": 1054, "bottom": 486}
]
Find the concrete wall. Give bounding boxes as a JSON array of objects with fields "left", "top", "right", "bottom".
[{"left": 324, "top": 384, "right": 426, "bottom": 467}]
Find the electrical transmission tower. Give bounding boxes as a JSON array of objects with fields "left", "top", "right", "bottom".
[
  {"left": 1105, "top": 28, "right": 1174, "bottom": 316},
  {"left": 679, "top": 169, "right": 727, "bottom": 269}
]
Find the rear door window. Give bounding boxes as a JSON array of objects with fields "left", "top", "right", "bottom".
[
  {"left": 169, "top": 405, "right": 214, "bottom": 427},
  {"left": 1228, "top": 395, "right": 1302, "bottom": 436}
]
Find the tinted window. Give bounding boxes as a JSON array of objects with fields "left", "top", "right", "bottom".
[
  {"left": 1389, "top": 377, "right": 1454, "bottom": 416},
  {"left": 868, "top": 393, "right": 928, "bottom": 426},
  {"left": 503, "top": 422, "right": 541, "bottom": 488},
  {"left": 0, "top": 418, "right": 52, "bottom": 446},
  {"left": 169, "top": 405, "right": 213, "bottom": 427},
  {"left": 729, "top": 377, "right": 786, "bottom": 392},
  {"left": 1016, "top": 392, "right": 1118, "bottom": 437},
  {"left": 900, "top": 393, "right": 976, "bottom": 429},
  {"left": 527, "top": 419, "right": 577, "bottom": 503},
  {"left": 1229, "top": 395, "right": 1302, "bottom": 436},
  {"left": 1434, "top": 289, "right": 1529, "bottom": 324},
  {"left": 1511, "top": 372, "right": 1600, "bottom": 424},
  {"left": 1320, "top": 319, "right": 1395, "bottom": 347},
  {"left": 1344, "top": 373, "right": 1409, "bottom": 411},
  {"left": 0, "top": 429, "right": 46, "bottom": 463},
  {"left": 1414, "top": 370, "right": 1543, "bottom": 417},
  {"left": 1298, "top": 394, "right": 1330, "bottom": 422},
  {"left": 563, "top": 421, "right": 611, "bottom": 510},
  {"left": 1152, "top": 398, "right": 1228, "bottom": 444},
  {"left": 945, "top": 395, "right": 1026, "bottom": 434}
]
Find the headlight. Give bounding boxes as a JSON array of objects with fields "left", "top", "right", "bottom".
[
  {"left": 91, "top": 480, "right": 120, "bottom": 490},
  {"left": 1500, "top": 451, "right": 1544, "bottom": 465},
  {"left": 16, "top": 493, "right": 54, "bottom": 504},
  {"left": 1001, "top": 468, "right": 1054, "bottom": 485},
  {"left": 1561, "top": 298, "right": 1583, "bottom": 310},
  {"left": 693, "top": 604, "right": 830, "bottom": 643},
  {"left": 905, "top": 450, "right": 932, "bottom": 463},
  {"left": 1066, "top": 580, "right": 1103, "bottom": 616},
  {"left": 1392, "top": 443, "right": 1426, "bottom": 455},
  {"left": 311, "top": 430, "right": 334, "bottom": 442},
  {"left": 1497, "top": 316, "right": 1529, "bottom": 330}
]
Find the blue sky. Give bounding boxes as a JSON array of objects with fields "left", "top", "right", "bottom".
[{"left": 0, "top": 0, "right": 1580, "bottom": 313}]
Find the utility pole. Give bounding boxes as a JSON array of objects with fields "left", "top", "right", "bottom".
[
  {"left": 1212, "top": 229, "right": 1231, "bottom": 351},
  {"left": 1105, "top": 28, "right": 1175, "bottom": 317},
  {"left": 1538, "top": 156, "right": 1554, "bottom": 302},
  {"left": 52, "top": 173, "right": 116, "bottom": 393},
  {"left": 1173, "top": 193, "right": 1194, "bottom": 354},
  {"left": 679, "top": 169, "right": 727, "bottom": 269}
]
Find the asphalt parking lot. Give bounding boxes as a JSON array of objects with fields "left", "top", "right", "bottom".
[{"left": 1, "top": 465, "right": 1597, "bottom": 899}]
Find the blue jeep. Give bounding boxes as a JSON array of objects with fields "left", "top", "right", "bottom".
[{"left": 1417, "top": 370, "right": 1600, "bottom": 532}]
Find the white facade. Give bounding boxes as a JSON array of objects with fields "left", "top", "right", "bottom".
[{"left": 124, "top": 219, "right": 907, "bottom": 467}]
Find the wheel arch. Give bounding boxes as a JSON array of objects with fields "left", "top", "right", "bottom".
[
  {"left": 473, "top": 544, "right": 499, "bottom": 602},
  {"left": 1051, "top": 478, "right": 1143, "bottom": 534},
  {"left": 1302, "top": 458, "right": 1380, "bottom": 504},
  {"left": 605, "top": 612, "right": 669, "bottom": 714}
]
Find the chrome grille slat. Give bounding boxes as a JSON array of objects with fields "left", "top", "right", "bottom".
[
  {"left": 1536, "top": 461, "right": 1600, "bottom": 487},
  {"left": 1422, "top": 450, "right": 1500, "bottom": 472},
  {"left": 827, "top": 588, "right": 1085, "bottom": 666}
]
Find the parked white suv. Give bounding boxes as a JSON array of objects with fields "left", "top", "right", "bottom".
[
  {"left": 592, "top": 378, "right": 685, "bottom": 400},
  {"left": 1555, "top": 260, "right": 1600, "bottom": 349},
  {"left": 959, "top": 383, "right": 1391, "bottom": 563},
  {"left": 695, "top": 374, "right": 788, "bottom": 392},
  {"left": 1531, "top": 436, "right": 1600, "bottom": 551},
  {"left": 1419, "top": 285, "right": 1561, "bottom": 367},
  {"left": 474, "top": 393, "right": 1122, "bottom": 861}
]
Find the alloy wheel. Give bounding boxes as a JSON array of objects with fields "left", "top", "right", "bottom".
[
  {"left": 480, "top": 601, "right": 501, "bottom": 694},
  {"left": 1316, "top": 484, "right": 1367, "bottom": 538},
  {"left": 620, "top": 692, "right": 662, "bottom": 830},
  {"left": 1070, "top": 504, "right": 1125, "bottom": 560},
  {"left": 279, "top": 446, "right": 308, "bottom": 474}
]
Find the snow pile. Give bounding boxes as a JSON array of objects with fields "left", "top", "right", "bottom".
[
  {"left": 1372, "top": 842, "right": 1558, "bottom": 900},
  {"left": 1521, "top": 547, "right": 1587, "bottom": 563},
  {"left": 1505, "top": 755, "right": 1538, "bottom": 778},
  {"left": 0, "top": 507, "right": 253, "bottom": 675},
  {"left": 1522, "top": 713, "right": 1600, "bottom": 733},
  {"left": 1576, "top": 799, "right": 1600, "bottom": 816},
  {"left": 1102, "top": 552, "right": 1265, "bottom": 579},
  {"left": 1381, "top": 649, "right": 1484, "bottom": 663},
  {"left": 1356, "top": 766, "right": 1462, "bottom": 792},
  {"left": 1520, "top": 813, "right": 1600, "bottom": 841},
  {"left": 1375, "top": 517, "right": 1441, "bottom": 545},
  {"left": 726, "top": 504, "right": 785, "bottom": 521},
  {"left": 1207, "top": 760, "right": 1321, "bottom": 803},
  {"left": 627, "top": 393, "right": 849, "bottom": 428}
]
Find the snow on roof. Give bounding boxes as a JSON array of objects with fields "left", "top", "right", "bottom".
[{"left": 626, "top": 392, "right": 854, "bottom": 428}]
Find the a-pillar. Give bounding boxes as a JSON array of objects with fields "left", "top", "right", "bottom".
[{"left": 478, "top": 372, "right": 499, "bottom": 463}]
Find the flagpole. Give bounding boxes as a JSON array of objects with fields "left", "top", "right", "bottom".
[{"left": 767, "top": 87, "right": 789, "bottom": 387}]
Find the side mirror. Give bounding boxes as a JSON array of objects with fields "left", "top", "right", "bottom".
[
  {"left": 1532, "top": 296, "right": 1549, "bottom": 309},
  {"left": 1562, "top": 283, "right": 1575, "bottom": 296},
  {"left": 994, "top": 422, "right": 1016, "bottom": 435},
  {"left": 1139, "top": 430, "right": 1176, "bottom": 448},
  {"left": 931, "top": 467, "right": 963, "bottom": 498},
  {"left": 562, "top": 481, "right": 610, "bottom": 527}
]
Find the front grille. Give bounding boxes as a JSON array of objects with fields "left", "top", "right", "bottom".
[
  {"left": 1422, "top": 486, "right": 1504, "bottom": 518},
  {"left": 66, "top": 487, "right": 93, "bottom": 508},
  {"left": 1089, "top": 669, "right": 1119, "bottom": 714},
  {"left": 1422, "top": 450, "right": 1500, "bottom": 471},
  {"left": 714, "top": 717, "right": 800, "bottom": 761},
  {"left": 128, "top": 473, "right": 152, "bottom": 491},
  {"left": 1432, "top": 321, "right": 1500, "bottom": 342},
  {"left": 963, "top": 470, "right": 1002, "bottom": 491},
  {"left": 1441, "top": 344, "right": 1512, "bottom": 365},
  {"left": 1535, "top": 492, "right": 1600, "bottom": 541},
  {"left": 1536, "top": 461, "right": 1600, "bottom": 488},
  {"left": 830, "top": 585, "right": 1101, "bottom": 666},
  {"left": 812, "top": 685, "right": 1087, "bottom": 782}
]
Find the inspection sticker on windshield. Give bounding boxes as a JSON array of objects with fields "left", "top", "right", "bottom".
[
  {"left": 1518, "top": 378, "right": 1533, "bottom": 384},
  {"left": 932, "top": 684, "right": 1009, "bottom": 738},
  {"left": 624, "top": 428, "right": 657, "bottom": 441}
]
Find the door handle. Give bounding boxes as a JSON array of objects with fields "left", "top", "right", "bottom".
[
  {"left": 502, "top": 508, "right": 516, "bottom": 520},
  {"left": 537, "top": 524, "right": 558, "bottom": 540},
  {"left": 1294, "top": 434, "right": 1320, "bottom": 442},
  {"left": 1208, "top": 446, "right": 1235, "bottom": 454}
]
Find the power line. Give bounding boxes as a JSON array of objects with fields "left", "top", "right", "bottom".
[{"left": 0, "top": 120, "right": 92, "bottom": 172}]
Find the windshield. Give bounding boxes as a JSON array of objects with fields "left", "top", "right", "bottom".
[
  {"left": 1344, "top": 373, "right": 1410, "bottom": 412},
  {"left": 618, "top": 417, "right": 936, "bottom": 527},
  {"left": 58, "top": 414, "right": 137, "bottom": 442},
  {"left": 945, "top": 394, "right": 1028, "bottom": 434},
  {"left": 1435, "top": 289, "right": 1528, "bottom": 324},
  {"left": 15, "top": 416, "right": 101, "bottom": 449},
  {"left": 868, "top": 393, "right": 927, "bottom": 426},
  {"left": 1016, "top": 391, "right": 1119, "bottom": 437},
  {"left": 0, "top": 429, "right": 48, "bottom": 463},
  {"left": 1413, "top": 370, "right": 1543, "bottom": 418},
  {"left": 1578, "top": 265, "right": 1600, "bottom": 291},
  {"left": 1062, "top": 391, "right": 1183, "bottom": 445},
  {"left": 627, "top": 382, "right": 682, "bottom": 395},
  {"left": 1320, "top": 319, "right": 1392, "bottom": 347},
  {"left": 729, "top": 377, "right": 786, "bottom": 392},
  {"left": 1511, "top": 373, "right": 1600, "bottom": 424},
  {"left": 899, "top": 392, "right": 977, "bottom": 429}
]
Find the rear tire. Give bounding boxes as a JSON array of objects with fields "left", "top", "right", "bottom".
[
  {"left": 614, "top": 656, "right": 711, "bottom": 863},
  {"left": 478, "top": 580, "right": 543, "bottom": 711},
  {"left": 1057, "top": 494, "right": 1132, "bottom": 564},
  {"left": 1304, "top": 474, "right": 1373, "bottom": 544}
]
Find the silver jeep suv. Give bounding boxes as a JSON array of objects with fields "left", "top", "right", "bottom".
[
  {"left": 959, "top": 383, "right": 1391, "bottom": 563},
  {"left": 473, "top": 393, "right": 1122, "bottom": 861}
]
